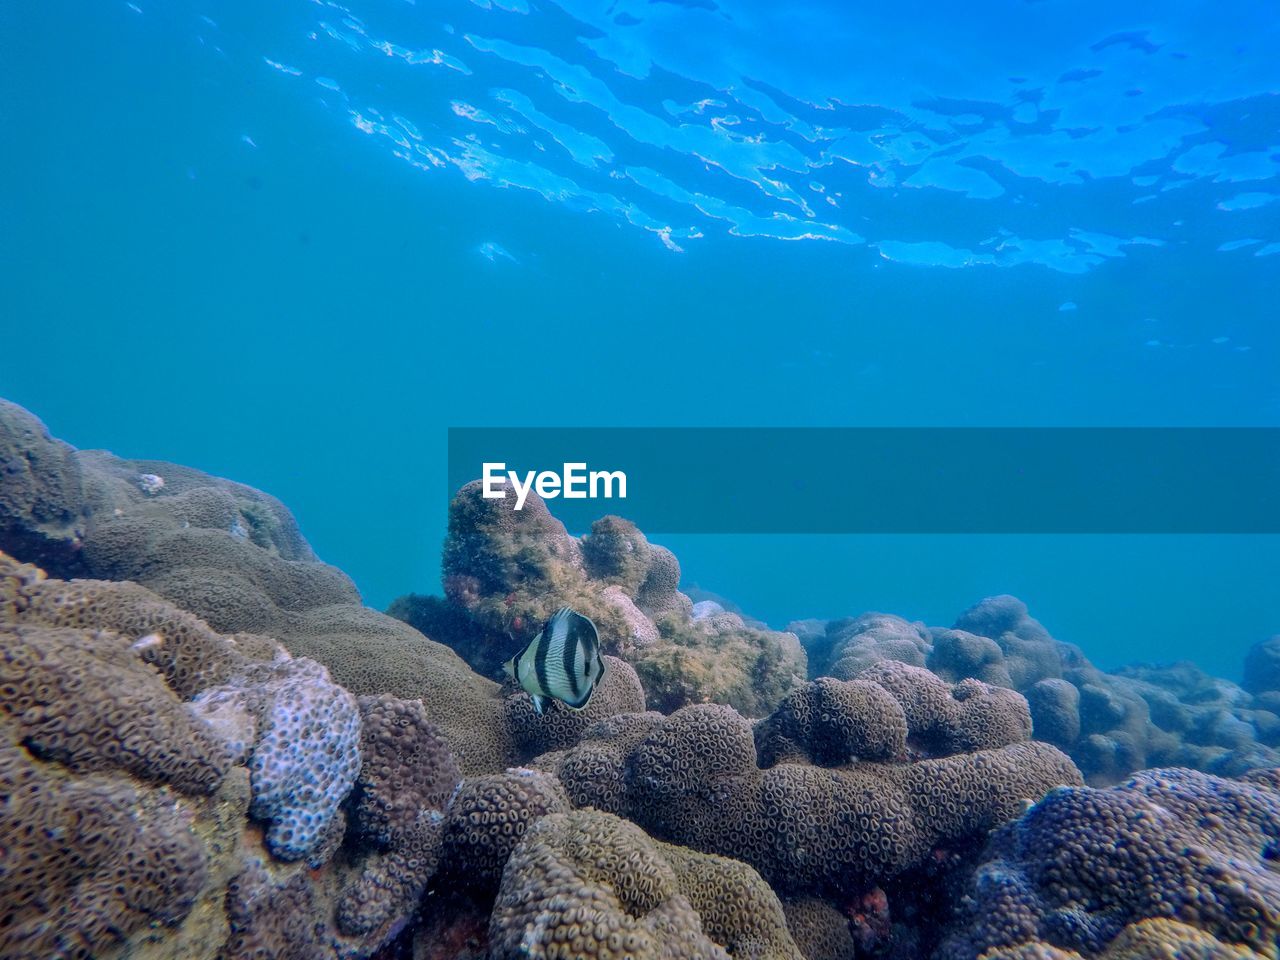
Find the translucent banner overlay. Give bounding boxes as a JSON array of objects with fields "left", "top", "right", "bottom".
[{"left": 447, "top": 428, "right": 1280, "bottom": 533}]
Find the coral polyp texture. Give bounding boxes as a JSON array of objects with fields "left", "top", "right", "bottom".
[
  {"left": 194, "top": 656, "right": 363, "bottom": 861},
  {"left": 2, "top": 399, "right": 1278, "bottom": 960},
  {"left": 337, "top": 694, "right": 460, "bottom": 939},
  {"left": 391, "top": 483, "right": 806, "bottom": 718},
  {"left": 545, "top": 665, "right": 1081, "bottom": 895},
  {"left": 938, "top": 767, "right": 1280, "bottom": 960},
  {"left": 799, "top": 594, "right": 1280, "bottom": 785},
  {"left": 489, "top": 809, "right": 804, "bottom": 960}
]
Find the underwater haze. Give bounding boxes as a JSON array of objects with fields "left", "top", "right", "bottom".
[{"left": 3, "top": 0, "right": 1279, "bottom": 677}]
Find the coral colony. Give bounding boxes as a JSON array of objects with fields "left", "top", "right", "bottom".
[{"left": 1, "top": 395, "right": 1277, "bottom": 960}]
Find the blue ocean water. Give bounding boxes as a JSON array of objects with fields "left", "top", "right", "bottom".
[{"left": 2, "top": 0, "right": 1277, "bottom": 677}]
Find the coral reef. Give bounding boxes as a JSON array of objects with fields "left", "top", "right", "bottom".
[
  {"left": 441, "top": 768, "right": 572, "bottom": 892},
  {"left": 1245, "top": 635, "right": 1280, "bottom": 699},
  {"left": 4, "top": 399, "right": 1278, "bottom": 960},
  {"left": 391, "top": 485, "right": 805, "bottom": 718},
  {"left": 0, "top": 399, "right": 88, "bottom": 572},
  {"left": 2, "top": 622, "right": 231, "bottom": 793},
  {"left": 806, "top": 594, "right": 1280, "bottom": 784},
  {"left": 1, "top": 550, "right": 386, "bottom": 960},
  {"left": 0, "top": 401, "right": 514, "bottom": 776},
  {"left": 781, "top": 898, "right": 858, "bottom": 960},
  {"left": 194, "top": 657, "right": 363, "bottom": 861},
  {"left": 0, "top": 739, "right": 209, "bottom": 959},
  {"left": 489, "top": 808, "right": 804, "bottom": 960},
  {"left": 938, "top": 767, "right": 1280, "bottom": 960},
  {"left": 544, "top": 663, "right": 1081, "bottom": 895},
  {"left": 755, "top": 662, "right": 1032, "bottom": 766},
  {"left": 337, "top": 694, "right": 460, "bottom": 939},
  {"left": 503, "top": 654, "right": 647, "bottom": 758},
  {"left": 813, "top": 613, "right": 933, "bottom": 680}
]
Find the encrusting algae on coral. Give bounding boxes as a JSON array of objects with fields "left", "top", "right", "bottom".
[{"left": 1, "top": 397, "right": 1279, "bottom": 960}]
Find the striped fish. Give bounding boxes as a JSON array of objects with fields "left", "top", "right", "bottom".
[{"left": 503, "top": 607, "right": 606, "bottom": 716}]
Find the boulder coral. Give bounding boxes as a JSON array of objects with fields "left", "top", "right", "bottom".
[
  {"left": 503, "top": 654, "right": 647, "bottom": 759},
  {"left": 808, "top": 593, "right": 1280, "bottom": 785},
  {"left": 544, "top": 663, "right": 1081, "bottom": 895},
  {"left": 938, "top": 767, "right": 1280, "bottom": 960},
  {"left": 489, "top": 808, "right": 804, "bottom": 960},
  {"left": 392, "top": 485, "right": 806, "bottom": 717},
  {"left": 5, "top": 398, "right": 1278, "bottom": 960},
  {"left": 338, "top": 694, "right": 461, "bottom": 940},
  {"left": 440, "top": 768, "right": 572, "bottom": 892},
  {"left": 755, "top": 662, "right": 1032, "bottom": 767},
  {"left": 0, "top": 400, "right": 515, "bottom": 776},
  {"left": 0, "top": 550, "right": 391, "bottom": 960},
  {"left": 0, "top": 739, "right": 209, "bottom": 959}
]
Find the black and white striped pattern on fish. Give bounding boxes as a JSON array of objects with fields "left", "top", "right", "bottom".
[{"left": 503, "top": 607, "right": 606, "bottom": 715}]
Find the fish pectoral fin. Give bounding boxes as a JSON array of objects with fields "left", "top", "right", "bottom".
[
  {"left": 530, "top": 694, "right": 549, "bottom": 716},
  {"left": 560, "top": 688, "right": 595, "bottom": 712}
]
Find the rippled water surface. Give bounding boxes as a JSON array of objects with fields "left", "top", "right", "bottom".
[{"left": 2, "top": 0, "right": 1278, "bottom": 673}]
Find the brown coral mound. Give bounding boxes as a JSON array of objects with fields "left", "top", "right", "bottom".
[
  {"left": 441, "top": 768, "right": 572, "bottom": 891},
  {"left": 781, "top": 898, "right": 858, "bottom": 960},
  {"left": 0, "top": 739, "right": 207, "bottom": 960},
  {"left": 979, "top": 920, "right": 1268, "bottom": 960},
  {"left": 1, "top": 623, "right": 231, "bottom": 793},
  {"left": 394, "top": 483, "right": 805, "bottom": 717},
  {"left": 757, "top": 662, "right": 1033, "bottom": 766},
  {"left": 0, "top": 399, "right": 87, "bottom": 572},
  {"left": 503, "top": 655, "right": 647, "bottom": 759},
  {"left": 277, "top": 602, "right": 513, "bottom": 775},
  {"left": 548, "top": 683, "right": 1080, "bottom": 893},
  {"left": 555, "top": 712, "right": 666, "bottom": 813},
  {"left": 630, "top": 610, "right": 807, "bottom": 718},
  {"left": 939, "top": 767, "right": 1280, "bottom": 960},
  {"left": 219, "top": 861, "right": 321, "bottom": 960},
  {"left": 338, "top": 695, "right": 461, "bottom": 938},
  {"left": 1, "top": 402, "right": 515, "bottom": 776},
  {"left": 489, "top": 809, "right": 804, "bottom": 960},
  {"left": 19, "top": 574, "right": 252, "bottom": 698}
]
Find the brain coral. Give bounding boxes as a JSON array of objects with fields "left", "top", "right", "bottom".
[
  {"left": 1, "top": 622, "right": 230, "bottom": 793},
  {"left": 0, "top": 738, "right": 207, "bottom": 960},
  {"left": 278, "top": 602, "right": 514, "bottom": 776},
  {"left": 0, "top": 409, "right": 362, "bottom": 639},
  {"left": 503, "top": 654, "right": 646, "bottom": 759},
  {"left": 18, "top": 574, "right": 252, "bottom": 698},
  {"left": 549, "top": 675, "right": 1080, "bottom": 894},
  {"left": 441, "top": 768, "right": 572, "bottom": 891},
  {"left": 0, "top": 399, "right": 87, "bottom": 572},
  {"left": 938, "top": 767, "right": 1280, "bottom": 960},
  {"left": 1244, "top": 635, "right": 1280, "bottom": 696},
  {"left": 220, "top": 860, "right": 322, "bottom": 960},
  {"left": 780, "top": 898, "right": 858, "bottom": 960},
  {"left": 816, "top": 613, "right": 933, "bottom": 680},
  {"left": 630, "top": 610, "right": 806, "bottom": 717},
  {"left": 801, "top": 593, "right": 1280, "bottom": 786},
  {"left": 337, "top": 694, "right": 460, "bottom": 938},
  {"left": 755, "top": 662, "right": 1032, "bottom": 767},
  {"left": 489, "top": 809, "right": 804, "bottom": 960},
  {"left": 979, "top": 919, "right": 1270, "bottom": 960}
]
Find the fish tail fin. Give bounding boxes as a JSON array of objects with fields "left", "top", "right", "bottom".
[{"left": 502, "top": 657, "right": 516, "bottom": 680}]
